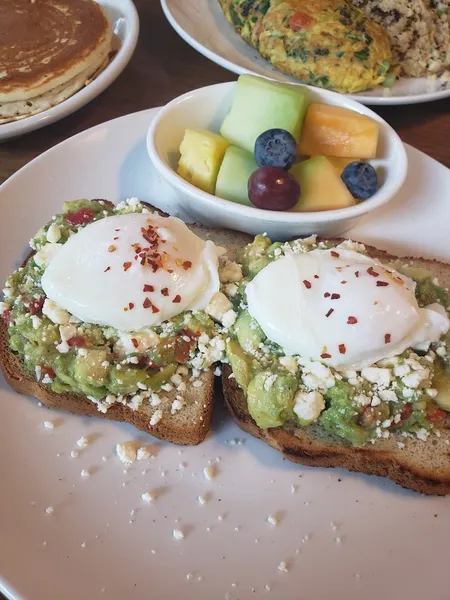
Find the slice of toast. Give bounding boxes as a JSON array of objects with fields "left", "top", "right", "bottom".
[
  {"left": 222, "top": 242, "right": 450, "bottom": 494},
  {"left": 0, "top": 201, "right": 251, "bottom": 446}
]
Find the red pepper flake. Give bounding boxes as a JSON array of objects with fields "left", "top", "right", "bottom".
[
  {"left": 303, "top": 280, "right": 312, "bottom": 289},
  {"left": 123, "top": 262, "right": 132, "bottom": 272},
  {"left": 347, "top": 316, "right": 358, "bottom": 325},
  {"left": 143, "top": 284, "right": 154, "bottom": 292},
  {"left": 182, "top": 260, "right": 192, "bottom": 270},
  {"left": 67, "top": 336, "right": 85, "bottom": 347},
  {"left": 320, "top": 353, "right": 331, "bottom": 359},
  {"left": 324, "top": 292, "right": 330, "bottom": 298},
  {"left": 374, "top": 301, "right": 379, "bottom": 305},
  {"left": 394, "top": 277, "right": 405, "bottom": 286},
  {"left": 314, "top": 274, "right": 319, "bottom": 279},
  {"left": 385, "top": 333, "right": 391, "bottom": 344},
  {"left": 367, "top": 267, "right": 379, "bottom": 277},
  {"left": 172, "top": 295, "right": 181, "bottom": 304},
  {"left": 123, "top": 307, "right": 128, "bottom": 312},
  {"left": 330, "top": 251, "right": 340, "bottom": 258},
  {"left": 143, "top": 297, "right": 160, "bottom": 313},
  {"left": 113, "top": 237, "right": 119, "bottom": 241},
  {"left": 115, "top": 228, "right": 120, "bottom": 232},
  {"left": 108, "top": 245, "right": 116, "bottom": 253},
  {"left": 331, "top": 293, "right": 340, "bottom": 300},
  {"left": 338, "top": 344, "right": 346, "bottom": 355},
  {"left": 335, "top": 267, "right": 343, "bottom": 272},
  {"left": 325, "top": 308, "right": 334, "bottom": 318},
  {"left": 355, "top": 271, "right": 360, "bottom": 278},
  {"left": 341, "top": 280, "right": 347, "bottom": 284},
  {"left": 131, "top": 338, "right": 139, "bottom": 349},
  {"left": 376, "top": 281, "right": 389, "bottom": 287},
  {"left": 161, "top": 287, "right": 169, "bottom": 296},
  {"left": 104, "top": 266, "right": 111, "bottom": 273},
  {"left": 129, "top": 302, "right": 135, "bottom": 310}
]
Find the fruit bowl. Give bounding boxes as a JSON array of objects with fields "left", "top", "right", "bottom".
[{"left": 147, "top": 80, "right": 408, "bottom": 240}]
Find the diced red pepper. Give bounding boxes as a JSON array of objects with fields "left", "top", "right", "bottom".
[
  {"left": 289, "top": 11, "right": 314, "bottom": 31},
  {"left": 40, "top": 365, "right": 56, "bottom": 379},
  {"left": 399, "top": 403, "right": 413, "bottom": 423},
  {"left": 427, "top": 404, "right": 448, "bottom": 425},
  {"left": 28, "top": 296, "right": 45, "bottom": 315},
  {"left": 67, "top": 336, "right": 86, "bottom": 347},
  {"left": 65, "top": 208, "right": 96, "bottom": 226}
]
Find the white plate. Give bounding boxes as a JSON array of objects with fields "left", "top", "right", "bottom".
[
  {"left": 161, "top": 0, "right": 450, "bottom": 106},
  {"left": 0, "top": 0, "right": 139, "bottom": 142},
  {"left": 1, "top": 108, "right": 450, "bottom": 600}
]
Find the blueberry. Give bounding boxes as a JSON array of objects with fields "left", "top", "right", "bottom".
[
  {"left": 341, "top": 162, "right": 378, "bottom": 200},
  {"left": 254, "top": 129, "right": 297, "bottom": 169}
]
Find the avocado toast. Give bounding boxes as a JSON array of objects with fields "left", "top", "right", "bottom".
[
  {"left": 0, "top": 199, "right": 249, "bottom": 445},
  {"left": 221, "top": 234, "right": 450, "bottom": 494}
]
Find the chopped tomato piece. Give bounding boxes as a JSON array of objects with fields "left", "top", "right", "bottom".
[
  {"left": 359, "top": 406, "right": 376, "bottom": 428},
  {"left": 289, "top": 11, "right": 314, "bottom": 31},
  {"left": 40, "top": 365, "right": 56, "bottom": 379},
  {"left": 427, "top": 404, "right": 447, "bottom": 425},
  {"left": 65, "top": 208, "right": 96, "bottom": 226},
  {"left": 28, "top": 296, "right": 45, "bottom": 315},
  {"left": 400, "top": 403, "right": 413, "bottom": 423},
  {"left": 67, "top": 336, "right": 86, "bottom": 347},
  {"left": 2, "top": 309, "right": 11, "bottom": 324}
]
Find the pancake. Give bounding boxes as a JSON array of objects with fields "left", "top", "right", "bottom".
[{"left": 0, "top": 0, "right": 112, "bottom": 124}]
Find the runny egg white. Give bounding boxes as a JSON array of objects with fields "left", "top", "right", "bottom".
[
  {"left": 246, "top": 247, "right": 450, "bottom": 370},
  {"left": 41, "top": 213, "right": 224, "bottom": 331}
]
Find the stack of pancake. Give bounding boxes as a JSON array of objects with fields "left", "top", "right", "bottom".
[{"left": 0, "top": 0, "right": 113, "bottom": 124}]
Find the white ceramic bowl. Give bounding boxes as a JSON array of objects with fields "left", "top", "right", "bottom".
[{"left": 147, "top": 80, "right": 408, "bottom": 240}]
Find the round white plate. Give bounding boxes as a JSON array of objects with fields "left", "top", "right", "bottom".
[
  {"left": 1, "top": 108, "right": 450, "bottom": 600},
  {"left": 161, "top": 0, "right": 450, "bottom": 106},
  {"left": 0, "top": 0, "right": 139, "bottom": 142}
]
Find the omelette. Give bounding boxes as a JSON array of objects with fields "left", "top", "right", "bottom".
[{"left": 218, "top": 0, "right": 392, "bottom": 93}]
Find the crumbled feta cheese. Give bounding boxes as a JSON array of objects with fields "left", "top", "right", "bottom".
[
  {"left": 150, "top": 393, "right": 161, "bottom": 407},
  {"left": 264, "top": 374, "right": 278, "bottom": 391},
  {"left": 397, "top": 442, "right": 406, "bottom": 449},
  {"left": 379, "top": 389, "right": 398, "bottom": 403},
  {"left": 394, "top": 363, "right": 411, "bottom": 378},
  {"left": 293, "top": 391, "right": 324, "bottom": 423},
  {"left": 171, "top": 398, "right": 184, "bottom": 414},
  {"left": 301, "top": 360, "right": 335, "bottom": 391},
  {"left": 128, "top": 394, "right": 144, "bottom": 411},
  {"left": 402, "top": 368, "right": 430, "bottom": 389},
  {"left": 136, "top": 447, "right": 152, "bottom": 461},
  {"left": 267, "top": 514, "right": 278, "bottom": 526},
  {"left": 70, "top": 450, "right": 79, "bottom": 458},
  {"left": 76, "top": 436, "right": 89, "bottom": 448},
  {"left": 78, "top": 348, "right": 88, "bottom": 357},
  {"left": 45, "top": 506, "right": 54, "bottom": 515},
  {"left": 41, "top": 374, "right": 53, "bottom": 384},
  {"left": 203, "top": 465, "right": 215, "bottom": 480},
  {"left": 171, "top": 373, "right": 183, "bottom": 387},
  {"left": 81, "top": 469, "right": 90, "bottom": 477},
  {"left": 277, "top": 561, "right": 288, "bottom": 573},
  {"left": 222, "top": 309, "right": 237, "bottom": 328},
  {"left": 116, "top": 441, "right": 137, "bottom": 464},
  {"left": 416, "top": 428, "right": 430, "bottom": 442},
  {"left": 371, "top": 396, "right": 381, "bottom": 407},
  {"left": 224, "top": 283, "right": 238, "bottom": 298},
  {"left": 30, "top": 315, "right": 41, "bottom": 330},
  {"left": 150, "top": 409, "right": 163, "bottom": 426},
  {"left": 161, "top": 383, "right": 173, "bottom": 392},
  {"left": 114, "top": 330, "right": 159, "bottom": 357},
  {"left": 279, "top": 356, "right": 298, "bottom": 374},
  {"left": 173, "top": 529, "right": 184, "bottom": 540},
  {"left": 353, "top": 394, "right": 371, "bottom": 407},
  {"left": 142, "top": 492, "right": 154, "bottom": 503},
  {"left": 56, "top": 340, "right": 70, "bottom": 354},
  {"left": 214, "top": 366, "right": 222, "bottom": 377},
  {"left": 35, "top": 365, "right": 42, "bottom": 381},
  {"left": 193, "top": 380, "right": 203, "bottom": 388},
  {"left": 219, "top": 261, "right": 243, "bottom": 283},
  {"left": 0, "top": 301, "right": 10, "bottom": 315},
  {"left": 198, "top": 495, "right": 207, "bottom": 505},
  {"left": 361, "top": 367, "right": 393, "bottom": 387},
  {"left": 205, "top": 292, "right": 232, "bottom": 321},
  {"left": 34, "top": 243, "right": 62, "bottom": 268},
  {"left": 43, "top": 421, "right": 54, "bottom": 429},
  {"left": 42, "top": 299, "right": 70, "bottom": 325},
  {"left": 426, "top": 388, "right": 438, "bottom": 398},
  {"left": 46, "top": 224, "right": 61, "bottom": 243}
]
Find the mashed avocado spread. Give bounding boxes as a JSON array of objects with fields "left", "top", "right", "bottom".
[
  {"left": 223, "top": 234, "right": 450, "bottom": 447},
  {"left": 0, "top": 200, "right": 227, "bottom": 415}
]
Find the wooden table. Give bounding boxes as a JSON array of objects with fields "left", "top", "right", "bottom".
[{"left": 1, "top": 1, "right": 450, "bottom": 184}]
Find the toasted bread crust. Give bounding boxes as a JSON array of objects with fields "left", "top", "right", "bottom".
[{"left": 222, "top": 241, "right": 450, "bottom": 495}]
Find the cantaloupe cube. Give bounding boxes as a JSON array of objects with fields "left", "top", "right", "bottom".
[
  {"left": 290, "top": 156, "right": 355, "bottom": 212},
  {"left": 299, "top": 104, "right": 379, "bottom": 159},
  {"left": 177, "top": 129, "right": 229, "bottom": 194}
]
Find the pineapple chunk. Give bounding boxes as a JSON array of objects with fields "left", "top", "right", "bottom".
[
  {"left": 177, "top": 129, "right": 229, "bottom": 194},
  {"left": 299, "top": 104, "right": 379, "bottom": 159}
]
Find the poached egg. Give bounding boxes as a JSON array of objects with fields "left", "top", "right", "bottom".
[
  {"left": 41, "top": 213, "right": 224, "bottom": 331},
  {"left": 246, "top": 247, "right": 449, "bottom": 370}
]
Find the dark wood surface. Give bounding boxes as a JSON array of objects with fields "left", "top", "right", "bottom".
[{"left": 1, "top": 1, "right": 450, "bottom": 187}]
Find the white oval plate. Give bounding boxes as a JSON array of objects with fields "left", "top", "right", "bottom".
[
  {"left": 0, "top": 0, "right": 139, "bottom": 141},
  {"left": 161, "top": 0, "right": 450, "bottom": 106},
  {"left": 1, "top": 108, "right": 450, "bottom": 600}
]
